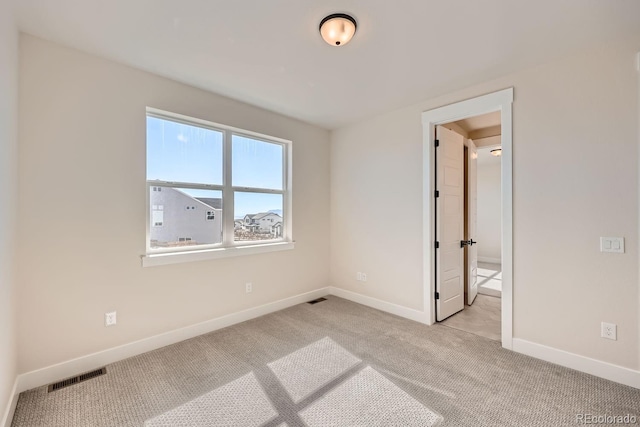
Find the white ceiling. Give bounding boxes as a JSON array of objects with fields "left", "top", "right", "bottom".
[
  {"left": 477, "top": 146, "right": 502, "bottom": 166},
  {"left": 12, "top": 0, "right": 640, "bottom": 129},
  {"left": 455, "top": 111, "right": 501, "bottom": 133}
]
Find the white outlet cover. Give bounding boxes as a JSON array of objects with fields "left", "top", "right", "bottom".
[
  {"left": 246, "top": 282, "right": 253, "bottom": 293},
  {"left": 601, "top": 322, "right": 617, "bottom": 340},
  {"left": 105, "top": 311, "right": 117, "bottom": 327}
]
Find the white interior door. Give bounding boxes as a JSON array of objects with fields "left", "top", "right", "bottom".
[
  {"left": 467, "top": 139, "right": 478, "bottom": 305},
  {"left": 436, "top": 126, "right": 465, "bottom": 321}
]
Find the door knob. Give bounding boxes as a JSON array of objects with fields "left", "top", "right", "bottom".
[{"left": 460, "top": 239, "right": 477, "bottom": 248}]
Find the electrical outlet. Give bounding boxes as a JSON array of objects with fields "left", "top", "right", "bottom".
[
  {"left": 601, "top": 322, "right": 617, "bottom": 340},
  {"left": 361, "top": 273, "right": 367, "bottom": 282},
  {"left": 105, "top": 311, "right": 117, "bottom": 327},
  {"left": 245, "top": 282, "right": 253, "bottom": 293}
]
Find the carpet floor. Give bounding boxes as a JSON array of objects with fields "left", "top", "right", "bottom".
[{"left": 11, "top": 296, "right": 640, "bottom": 426}]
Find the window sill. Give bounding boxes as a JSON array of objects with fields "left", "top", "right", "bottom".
[{"left": 141, "top": 241, "right": 295, "bottom": 267}]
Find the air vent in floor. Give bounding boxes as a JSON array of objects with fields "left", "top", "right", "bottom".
[
  {"left": 307, "top": 297, "right": 327, "bottom": 305},
  {"left": 47, "top": 367, "right": 107, "bottom": 392}
]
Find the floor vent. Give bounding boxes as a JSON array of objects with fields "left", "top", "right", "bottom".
[
  {"left": 307, "top": 297, "right": 327, "bottom": 305},
  {"left": 47, "top": 367, "right": 107, "bottom": 393}
]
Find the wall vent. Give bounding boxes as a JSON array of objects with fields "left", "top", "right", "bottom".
[
  {"left": 47, "top": 367, "right": 106, "bottom": 392},
  {"left": 307, "top": 297, "right": 327, "bottom": 305}
]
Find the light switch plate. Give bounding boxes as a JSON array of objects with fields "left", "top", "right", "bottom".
[{"left": 600, "top": 237, "right": 624, "bottom": 253}]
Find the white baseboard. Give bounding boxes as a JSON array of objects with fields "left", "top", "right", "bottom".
[
  {"left": 478, "top": 256, "right": 501, "bottom": 264},
  {"left": 15, "top": 287, "right": 330, "bottom": 394},
  {"left": 329, "top": 286, "right": 428, "bottom": 324},
  {"left": 1, "top": 378, "right": 18, "bottom": 427},
  {"left": 512, "top": 338, "right": 640, "bottom": 389}
]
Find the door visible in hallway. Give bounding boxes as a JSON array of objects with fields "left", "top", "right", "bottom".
[{"left": 435, "top": 125, "right": 464, "bottom": 321}]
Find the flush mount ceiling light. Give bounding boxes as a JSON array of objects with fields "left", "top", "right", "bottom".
[
  {"left": 319, "top": 13, "right": 357, "bottom": 46},
  {"left": 490, "top": 147, "right": 502, "bottom": 157}
]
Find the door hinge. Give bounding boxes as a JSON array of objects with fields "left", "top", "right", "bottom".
[
  {"left": 435, "top": 139, "right": 440, "bottom": 147},
  {"left": 435, "top": 241, "right": 439, "bottom": 249},
  {"left": 434, "top": 190, "right": 439, "bottom": 198},
  {"left": 435, "top": 292, "right": 440, "bottom": 300}
]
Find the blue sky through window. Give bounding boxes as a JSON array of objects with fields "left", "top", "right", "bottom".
[
  {"left": 147, "top": 116, "right": 284, "bottom": 218},
  {"left": 232, "top": 135, "right": 283, "bottom": 190},
  {"left": 147, "top": 116, "right": 223, "bottom": 185}
]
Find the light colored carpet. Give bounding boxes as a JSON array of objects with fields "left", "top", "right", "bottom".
[
  {"left": 267, "top": 336, "right": 361, "bottom": 403},
  {"left": 144, "top": 372, "right": 277, "bottom": 427},
  {"left": 300, "top": 366, "right": 441, "bottom": 426},
  {"left": 11, "top": 296, "right": 640, "bottom": 426}
]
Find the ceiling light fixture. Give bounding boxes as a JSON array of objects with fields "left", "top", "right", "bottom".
[
  {"left": 490, "top": 147, "right": 502, "bottom": 157},
  {"left": 319, "top": 13, "right": 357, "bottom": 46}
]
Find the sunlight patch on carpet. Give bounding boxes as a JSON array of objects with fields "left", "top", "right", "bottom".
[
  {"left": 144, "top": 372, "right": 277, "bottom": 427},
  {"left": 268, "top": 337, "right": 361, "bottom": 402},
  {"left": 300, "top": 366, "right": 442, "bottom": 426}
]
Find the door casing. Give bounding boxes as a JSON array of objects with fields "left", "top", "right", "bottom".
[{"left": 422, "top": 88, "right": 514, "bottom": 350}]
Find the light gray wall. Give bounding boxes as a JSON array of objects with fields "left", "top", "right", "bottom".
[
  {"left": 149, "top": 188, "right": 222, "bottom": 246},
  {"left": 476, "top": 149, "right": 502, "bottom": 262},
  {"left": 17, "top": 35, "right": 331, "bottom": 373},
  {"left": 0, "top": 0, "right": 18, "bottom": 420},
  {"left": 330, "top": 38, "right": 640, "bottom": 370}
]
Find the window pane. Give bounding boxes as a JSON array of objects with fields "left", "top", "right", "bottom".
[
  {"left": 147, "top": 116, "right": 223, "bottom": 185},
  {"left": 232, "top": 135, "right": 283, "bottom": 190},
  {"left": 149, "top": 186, "right": 223, "bottom": 249},
  {"left": 234, "top": 192, "right": 283, "bottom": 241}
]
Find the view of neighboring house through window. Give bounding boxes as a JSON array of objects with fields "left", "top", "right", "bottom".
[
  {"left": 232, "top": 135, "right": 284, "bottom": 241},
  {"left": 146, "top": 109, "right": 290, "bottom": 253}
]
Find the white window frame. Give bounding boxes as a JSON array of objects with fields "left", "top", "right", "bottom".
[{"left": 142, "top": 108, "right": 294, "bottom": 267}]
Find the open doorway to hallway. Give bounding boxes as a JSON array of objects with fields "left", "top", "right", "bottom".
[
  {"left": 422, "top": 87, "right": 513, "bottom": 349},
  {"left": 437, "top": 111, "right": 502, "bottom": 342}
]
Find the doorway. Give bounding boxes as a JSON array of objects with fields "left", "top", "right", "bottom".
[
  {"left": 437, "top": 114, "right": 502, "bottom": 341},
  {"left": 421, "top": 88, "right": 513, "bottom": 350}
]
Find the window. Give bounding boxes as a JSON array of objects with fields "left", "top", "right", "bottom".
[
  {"left": 152, "top": 205, "right": 164, "bottom": 227},
  {"left": 145, "top": 108, "right": 292, "bottom": 262}
]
